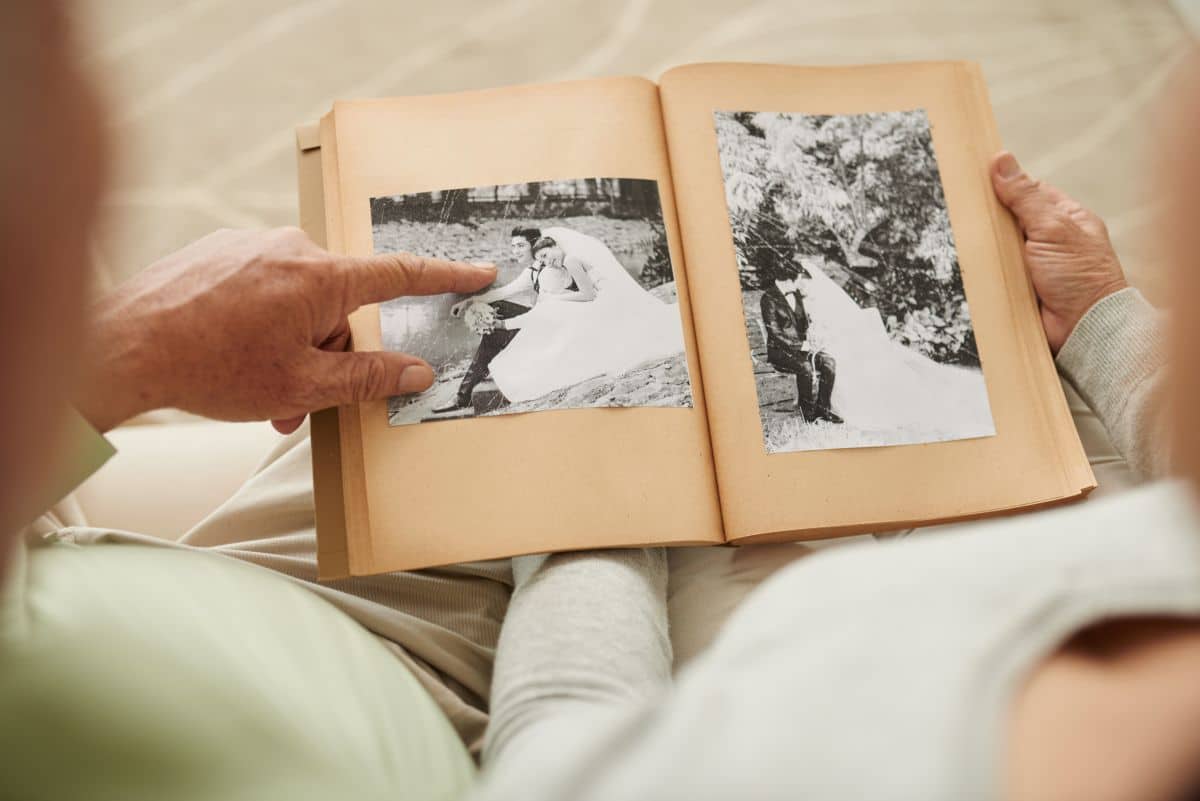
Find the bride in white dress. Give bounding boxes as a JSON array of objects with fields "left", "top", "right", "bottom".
[
  {"left": 797, "top": 257, "right": 994, "bottom": 442},
  {"left": 487, "top": 227, "right": 686, "bottom": 403}
]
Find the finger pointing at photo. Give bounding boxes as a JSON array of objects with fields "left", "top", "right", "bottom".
[{"left": 74, "top": 227, "right": 496, "bottom": 436}]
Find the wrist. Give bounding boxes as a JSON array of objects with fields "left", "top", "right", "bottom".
[
  {"left": 74, "top": 308, "right": 168, "bottom": 432},
  {"left": 1080, "top": 275, "right": 1130, "bottom": 318},
  {"left": 1063, "top": 276, "right": 1131, "bottom": 345}
]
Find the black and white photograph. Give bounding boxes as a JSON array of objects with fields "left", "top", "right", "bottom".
[
  {"left": 714, "top": 108, "right": 995, "bottom": 453},
  {"left": 372, "top": 178, "right": 693, "bottom": 426}
]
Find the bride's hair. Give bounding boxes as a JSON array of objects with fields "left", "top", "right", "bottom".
[
  {"left": 531, "top": 236, "right": 559, "bottom": 257},
  {"left": 511, "top": 227, "right": 542, "bottom": 248}
]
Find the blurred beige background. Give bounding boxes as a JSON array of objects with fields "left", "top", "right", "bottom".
[{"left": 74, "top": 0, "right": 1193, "bottom": 301}]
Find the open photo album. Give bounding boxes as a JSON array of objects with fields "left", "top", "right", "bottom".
[{"left": 296, "top": 61, "right": 1095, "bottom": 579}]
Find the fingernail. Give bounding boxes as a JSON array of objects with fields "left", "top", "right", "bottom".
[
  {"left": 470, "top": 261, "right": 496, "bottom": 270},
  {"left": 397, "top": 364, "right": 434, "bottom": 394},
  {"left": 996, "top": 152, "right": 1022, "bottom": 179}
]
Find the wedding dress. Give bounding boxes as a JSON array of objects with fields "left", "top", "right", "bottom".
[
  {"left": 488, "top": 227, "right": 686, "bottom": 403},
  {"left": 798, "top": 259, "right": 994, "bottom": 440}
]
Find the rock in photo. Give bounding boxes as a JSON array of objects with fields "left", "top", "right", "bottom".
[
  {"left": 714, "top": 108, "right": 995, "bottom": 453},
  {"left": 371, "top": 178, "right": 693, "bottom": 426}
]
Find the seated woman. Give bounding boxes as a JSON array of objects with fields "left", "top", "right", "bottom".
[{"left": 473, "top": 60, "right": 1200, "bottom": 801}]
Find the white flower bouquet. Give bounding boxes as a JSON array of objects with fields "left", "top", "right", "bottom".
[{"left": 464, "top": 301, "right": 499, "bottom": 335}]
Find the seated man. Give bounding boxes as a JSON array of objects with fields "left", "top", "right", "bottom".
[
  {"left": 760, "top": 260, "right": 842, "bottom": 423},
  {"left": 435, "top": 226, "right": 542, "bottom": 414},
  {"left": 1, "top": 5, "right": 509, "bottom": 799}
]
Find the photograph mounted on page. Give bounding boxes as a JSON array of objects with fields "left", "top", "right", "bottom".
[
  {"left": 714, "top": 108, "right": 995, "bottom": 453},
  {"left": 371, "top": 177, "right": 694, "bottom": 425}
]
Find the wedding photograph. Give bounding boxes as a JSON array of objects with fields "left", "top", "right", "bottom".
[
  {"left": 371, "top": 178, "right": 693, "bottom": 426},
  {"left": 714, "top": 108, "right": 996, "bottom": 453}
]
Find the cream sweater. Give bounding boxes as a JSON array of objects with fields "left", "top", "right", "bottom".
[{"left": 476, "top": 288, "right": 1200, "bottom": 801}]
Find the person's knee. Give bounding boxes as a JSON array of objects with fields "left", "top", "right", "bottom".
[
  {"left": 768, "top": 358, "right": 799, "bottom": 376},
  {"left": 491, "top": 300, "right": 527, "bottom": 319}
]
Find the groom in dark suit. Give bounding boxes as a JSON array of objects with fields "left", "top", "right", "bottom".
[
  {"left": 432, "top": 226, "right": 542, "bottom": 414},
  {"left": 760, "top": 260, "right": 842, "bottom": 424}
]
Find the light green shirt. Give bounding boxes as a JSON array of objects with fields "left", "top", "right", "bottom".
[{"left": 1, "top": 413, "right": 475, "bottom": 801}]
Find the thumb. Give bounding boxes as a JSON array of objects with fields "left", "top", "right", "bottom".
[
  {"left": 990, "top": 151, "right": 1055, "bottom": 233},
  {"left": 310, "top": 350, "right": 435, "bottom": 407}
]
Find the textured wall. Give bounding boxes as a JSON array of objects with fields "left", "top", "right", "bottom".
[{"left": 73, "top": 0, "right": 1191, "bottom": 301}]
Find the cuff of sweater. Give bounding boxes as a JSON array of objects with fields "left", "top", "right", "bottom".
[{"left": 1056, "top": 287, "right": 1164, "bottom": 417}]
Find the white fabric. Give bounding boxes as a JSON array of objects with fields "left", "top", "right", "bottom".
[
  {"left": 476, "top": 482, "right": 1200, "bottom": 801},
  {"left": 800, "top": 258, "right": 994, "bottom": 441},
  {"left": 488, "top": 227, "right": 685, "bottom": 402}
]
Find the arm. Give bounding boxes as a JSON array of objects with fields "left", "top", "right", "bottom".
[
  {"left": 452, "top": 269, "right": 533, "bottom": 316},
  {"left": 1055, "top": 289, "right": 1168, "bottom": 477},
  {"left": 10, "top": 409, "right": 115, "bottom": 539},
  {"left": 75, "top": 228, "right": 497, "bottom": 435},
  {"left": 990, "top": 153, "right": 1167, "bottom": 477},
  {"left": 478, "top": 550, "right": 670, "bottom": 800},
  {"left": 760, "top": 291, "right": 806, "bottom": 353},
  {"left": 554, "top": 257, "right": 596, "bottom": 302}
]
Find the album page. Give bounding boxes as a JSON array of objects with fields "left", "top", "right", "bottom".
[
  {"left": 320, "top": 77, "right": 723, "bottom": 576},
  {"left": 658, "top": 61, "right": 1094, "bottom": 543}
]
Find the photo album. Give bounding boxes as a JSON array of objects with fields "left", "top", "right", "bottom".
[{"left": 296, "top": 61, "right": 1095, "bottom": 579}]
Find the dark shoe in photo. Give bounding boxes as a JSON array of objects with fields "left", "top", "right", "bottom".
[{"left": 816, "top": 408, "right": 843, "bottom": 424}]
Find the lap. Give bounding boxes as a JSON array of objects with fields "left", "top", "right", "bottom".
[
  {"left": 5, "top": 539, "right": 475, "bottom": 800},
  {"left": 766, "top": 347, "right": 832, "bottom": 375},
  {"left": 67, "top": 422, "right": 513, "bottom": 756},
  {"left": 660, "top": 482, "right": 1200, "bottom": 799}
]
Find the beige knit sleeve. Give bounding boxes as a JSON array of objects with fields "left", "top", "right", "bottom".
[{"left": 1055, "top": 288, "right": 1169, "bottom": 478}]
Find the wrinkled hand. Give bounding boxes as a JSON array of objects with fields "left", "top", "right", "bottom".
[
  {"left": 990, "top": 152, "right": 1128, "bottom": 352},
  {"left": 76, "top": 227, "right": 495, "bottom": 434}
]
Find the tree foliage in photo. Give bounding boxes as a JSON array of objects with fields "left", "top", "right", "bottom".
[{"left": 716, "top": 108, "right": 979, "bottom": 367}]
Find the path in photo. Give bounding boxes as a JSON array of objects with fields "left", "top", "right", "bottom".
[
  {"left": 370, "top": 178, "right": 693, "bottom": 426},
  {"left": 714, "top": 108, "right": 995, "bottom": 453}
]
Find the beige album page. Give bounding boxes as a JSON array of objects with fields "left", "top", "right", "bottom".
[
  {"left": 659, "top": 61, "right": 1093, "bottom": 543},
  {"left": 321, "top": 77, "right": 724, "bottom": 574}
]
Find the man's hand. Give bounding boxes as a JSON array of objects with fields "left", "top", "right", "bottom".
[
  {"left": 75, "top": 228, "right": 496, "bottom": 434},
  {"left": 991, "top": 151, "right": 1129, "bottom": 353}
]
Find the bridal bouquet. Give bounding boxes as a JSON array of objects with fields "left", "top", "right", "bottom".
[{"left": 464, "top": 302, "right": 499, "bottom": 335}]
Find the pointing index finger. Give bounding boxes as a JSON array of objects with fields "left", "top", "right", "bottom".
[{"left": 338, "top": 252, "right": 496, "bottom": 306}]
